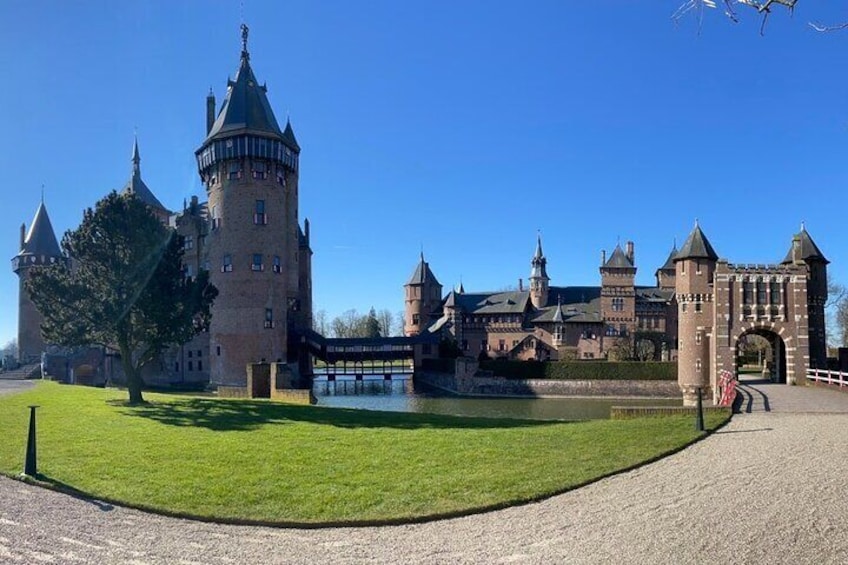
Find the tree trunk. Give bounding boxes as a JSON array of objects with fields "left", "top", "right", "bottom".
[{"left": 120, "top": 344, "right": 145, "bottom": 405}]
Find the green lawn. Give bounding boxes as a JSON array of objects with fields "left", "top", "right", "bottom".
[{"left": 0, "top": 382, "right": 729, "bottom": 525}]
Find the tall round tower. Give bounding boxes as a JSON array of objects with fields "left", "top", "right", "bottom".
[
  {"left": 674, "top": 221, "right": 718, "bottom": 406},
  {"left": 195, "top": 25, "right": 307, "bottom": 386},
  {"left": 12, "top": 200, "right": 65, "bottom": 364}
]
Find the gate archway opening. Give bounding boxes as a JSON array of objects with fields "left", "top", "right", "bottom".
[{"left": 736, "top": 329, "right": 786, "bottom": 384}]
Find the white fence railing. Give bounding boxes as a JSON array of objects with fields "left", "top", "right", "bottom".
[{"left": 806, "top": 369, "right": 848, "bottom": 388}]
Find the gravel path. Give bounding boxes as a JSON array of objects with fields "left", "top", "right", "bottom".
[
  {"left": 0, "top": 380, "right": 33, "bottom": 396},
  {"left": 1, "top": 382, "right": 847, "bottom": 564}
]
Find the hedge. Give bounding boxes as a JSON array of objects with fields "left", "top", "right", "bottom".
[{"left": 480, "top": 360, "right": 677, "bottom": 381}]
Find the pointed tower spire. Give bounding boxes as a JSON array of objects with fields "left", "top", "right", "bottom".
[
  {"left": 240, "top": 22, "right": 250, "bottom": 61},
  {"left": 131, "top": 134, "right": 141, "bottom": 178},
  {"left": 529, "top": 234, "right": 550, "bottom": 308}
]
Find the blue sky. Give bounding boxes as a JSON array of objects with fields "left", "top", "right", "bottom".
[{"left": 1, "top": 1, "right": 846, "bottom": 345}]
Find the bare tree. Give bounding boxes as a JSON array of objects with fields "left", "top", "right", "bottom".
[
  {"left": 312, "top": 309, "right": 328, "bottom": 336},
  {"left": 376, "top": 308, "right": 395, "bottom": 338},
  {"left": 826, "top": 278, "right": 847, "bottom": 348},
  {"left": 673, "top": 1, "right": 846, "bottom": 35}
]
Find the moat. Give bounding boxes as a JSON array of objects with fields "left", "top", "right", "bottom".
[{"left": 312, "top": 376, "right": 681, "bottom": 420}]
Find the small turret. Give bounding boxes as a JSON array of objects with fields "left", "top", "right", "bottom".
[
  {"left": 404, "top": 253, "right": 442, "bottom": 336},
  {"left": 655, "top": 243, "right": 678, "bottom": 290},
  {"left": 122, "top": 136, "right": 170, "bottom": 222},
  {"left": 529, "top": 235, "right": 550, "bottom": 309},
  {"left": 674, "top": 221, "right": 718, "bottom": 406}
]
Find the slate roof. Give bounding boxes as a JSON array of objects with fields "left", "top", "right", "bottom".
[
  {"left": 18, "top": 201, "right": 62, "bottom": 258},
  {"left": 603, "top": 245, "right": 634, "bottom": 268},
  {"left": 122, "top": 138, "right": 169, "bottom": 214},
  {"left": 204, "top": 28, "right": 287, "bottom": 144},
  {"left": 781, "top": 227, "right": 829, "bottom": 264},
  {"left": 657, "top": 245, "right": 677, "bottom": 272},
  {"left": 636, "top": 287, "right": 675, "bottom": 303},
  {"left": 452, "top": 291, "right": 530, "bottom": 315},
  {"left": 530, "top": 286, "right": 602, "bottom": 324},
  {"left": 530, "top": 235, "right": 549, "bottom": 279},
  {"left": 406, "top": 254, "right": 441, "bottom": 286},
  {"left": 675, "top": 222, "right": 718, "bottom": 262}
]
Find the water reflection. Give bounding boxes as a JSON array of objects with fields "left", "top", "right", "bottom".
[{"left": 313, "top": 375, "right": 681, "bottom": 421}]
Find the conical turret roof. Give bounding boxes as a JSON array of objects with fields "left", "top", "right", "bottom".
[
  {"left": 675, "top": 222, "right": 718, "bottom": 262},
  {"left": 204, "top": 24, "right": 287, "bottom": 145},
  {"left": 781, "top": 225, "right": 828, "bottom": 264},
  {"left": 122, "top": 137, "right": 169, "bottom": 214},
  {"left": 530, "top": 234, "right": 549, "bottom": 280},
  {"left": 406, "top": 253, "right": 441, "bottom": 286},
  {"left": 603, "top": 244, "right": 634, "bottom": 268},
  {"left": 18, "top": 201, "right": 62, "bottom": 258},
  {"left": 657, "top": 244, "right": 678, "bottom": 272}
]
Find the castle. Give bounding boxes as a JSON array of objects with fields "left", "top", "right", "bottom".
[
  {"left": 12, "top": 25, "right": 313, "bottom": 388},
  {"left": 405, "top": 222, "right": 828, "bottom": 404}
]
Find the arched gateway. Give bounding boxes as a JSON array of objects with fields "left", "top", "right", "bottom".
[{"left": 676, "top": 223, "right": 828, "bottom": 406}]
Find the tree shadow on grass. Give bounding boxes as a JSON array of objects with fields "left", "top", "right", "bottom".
[{"left": 109, "top": 397, "right": 555, "bottom": 432}]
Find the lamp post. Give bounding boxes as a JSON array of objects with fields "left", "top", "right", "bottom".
[
  {"left": 24, "top": 405, "right": 39, "bottom": 477},
  {"left": 695, "top": 387, "right": 704, "bottom": 432}
]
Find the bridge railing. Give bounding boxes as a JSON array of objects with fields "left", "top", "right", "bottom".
[{"left": 806, "top": 368, "right": 848, "bottom": 388}]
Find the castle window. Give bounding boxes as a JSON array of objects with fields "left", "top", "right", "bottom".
[
  {"left": 461, "top": 340, "right": 468, "bottom": 351},
  {"left": 188, "top": 350, "right": 193, "bottom": 358},
  {"left": 770, "top": 282, "right": 781, "bottom": 305},
  {"left": 273, "top": 255, "right": 281, "bottom": 273},
  {"left": 188, "top": 361, "right": 194, "bottom": 371},
  {"left": 612, "top": 297, "right": 624, "bottom": 312},
  {"left": 277, "top": 167, "right": 286, "bottom": 186},
  {"left": 695, "top": 302, "right": 702, "bottom": 313},
  {"left": 211, "top": 206, "right": 221, "bottom": 230},
  {"left": 412, "top": 313, "right": 420, "bottom": 325},
  {"left": 227, "top": 162, "right": 242, "bottom": 180},
  {"left": 184, "top": 264, "right": 193, "bottom": 279},
  {"left": 696, "top": 261, "right": 701, "bottom": 275},
  {"left": 216, "top": 346, "right": 221, "bottom": 356},
  {"left": 757, "top": 284, "right": 767, "bottom": 305},
  {"left": 512, "top": 339, "right": 519, "bottom": 347},
  {"left": 252, "top": 254, "right": 264, "bottom": 271},
  {"left": 695, "top": 332, "right": 701, "bottom": 345},
  {"left": 254, "top": 200, "right": 267, "bottom": 225},
  {"left": 198, "top": 361, "right": 203, "bottom": 371},
  {"left": 197, "top": 350, "right": 202, "bottom": 357},
  {"left": 222, "top": 254, "right": 233, "bottom": 272},
  {"left": 184, "top": 235, "right": 194, "bottom": 250},
  {"left": 743, "top": 282, "right": 754, "bottom": 305},
  {"left": 695, "top": 359, "right": 702, "bottom": 372},
  {"left": 498, "top": 339, "right": 506, "bottom": 352},
  {"left": 252, "top": 161, "right": 267, "bottom": 180},
  {"left": 264, "top": 308, "right": 274, "bottom": 329}
]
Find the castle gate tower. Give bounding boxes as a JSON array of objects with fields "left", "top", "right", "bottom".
[
  {"left": 12, "top": 200, "right": 65, "bottom": 364},
  {"left": 195, "top": 25, "right": 308, "bottom": 386},
  {"left": 676, "top": 223, "right": 827, "bottom": 405}
]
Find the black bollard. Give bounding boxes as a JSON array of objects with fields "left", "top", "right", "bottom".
[
  {"left": 24, "top": 405, "right": 39, "bottom": 477},
  {"left": 695, "top": 387, "right": 704, "bottom": 432}
]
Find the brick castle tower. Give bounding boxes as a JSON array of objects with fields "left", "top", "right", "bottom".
[
  {"left": 404, "top": 253, "right": 442, "bottom": 336},
  {"left": 195, "top": 25, "right": 312, "bottom": 385},
  {"left": 12, "top": 200, "right": 65, "bottom": 364}
]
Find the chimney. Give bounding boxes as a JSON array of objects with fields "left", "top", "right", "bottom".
[
  {"left": 601, "top": 249, "right": 606, "bottom": 266},
  {"left": 20, "top": 223, "right": 26, "bottom": 251},
  {"left": 626, "top": 241, "right": 635, "bottom": 264},
  {"left": 304, "top": 218, "right": 310, "bottom": 244},
  {"left": 518, "top": 278, "right": 523, "bottom": 291},
  {"left": 206, "top": 89, "right": 216, "bottom": 135}
]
